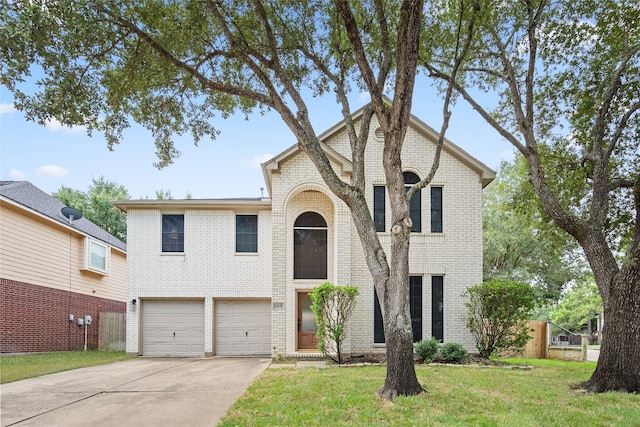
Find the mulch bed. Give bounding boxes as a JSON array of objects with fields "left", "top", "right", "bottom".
[{"left": 339, "top": 354, "right": 531, "bottom": 369}]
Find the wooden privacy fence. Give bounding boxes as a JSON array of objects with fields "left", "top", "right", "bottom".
[
  {"left": 520, "top": 320, "right": 588, "bottom": 361},
  {"left": 522, "top": 320, "right": 547, "bottom": 359},
  {"left": 99, "top": 312, "right": 126, "bottom": 351}
]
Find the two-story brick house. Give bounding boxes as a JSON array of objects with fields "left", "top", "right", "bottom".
[
  {"left": 115, "top": 107, "right": 494, "bottom": 358},
  {"left": 1, "top": 181, "right": 127, "bottom": 353}
]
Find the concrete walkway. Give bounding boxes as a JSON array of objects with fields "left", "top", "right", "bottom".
[{"left": 1, "top": 357, "right": 271, "bottom": 427}]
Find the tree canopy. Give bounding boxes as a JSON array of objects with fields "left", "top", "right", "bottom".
[
  {"left": 53, "top": 176, "right": 129, "bottom": 242},
  {"left": 483, "top": 158, "right": 583, "bottom": 302},
  {"left": 550, "top": 275, "right": 603, "bottom": 334},
  {"left": 424, "top": 0, "right": 639, "bottom": 392}
]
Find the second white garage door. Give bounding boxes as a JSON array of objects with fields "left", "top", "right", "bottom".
[
  {"left": 142, "top": 300, "right": 205, "bottom": 357},
  {"left": 215, "top": 300, "right": 271, "bottom": 356}
]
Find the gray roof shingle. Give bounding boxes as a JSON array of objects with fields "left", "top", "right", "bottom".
[{"left": 0, "top": 181, "right": 126, "bottom": 252}]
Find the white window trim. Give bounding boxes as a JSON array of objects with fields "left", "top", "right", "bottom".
[
  {"left": 82, "top": 237, "right": 110, "bottom": 275},
  {"left": 235, "top": 213, "right": 259, "bottom": 254}
]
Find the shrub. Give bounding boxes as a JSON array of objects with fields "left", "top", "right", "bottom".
[
  {"left": 465, "top": 280, "right": 537, "bottom": 358},
  {"left": 309, "top": 282, "right": 359, "bottom": 364},
  {"left": 415, "top": 338, "right": 440, "bottom": 363},
  {"left": 439, "top": 343, "right": 468, "bottom": 363}
]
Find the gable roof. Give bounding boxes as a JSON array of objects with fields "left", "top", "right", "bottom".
[
  {"left": 0, "top": 181, "right": 126, "bottom": 252},
  {"left": 261, "top": 142, "right": 353, "bottom": 196},
  {"left": 261, "top": 104, "right": 495, "bottom": 196}
]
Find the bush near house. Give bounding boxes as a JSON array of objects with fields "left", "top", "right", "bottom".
[
  {"left": 309, "top": 283, "right": 358, "bottom": 364},
  {"left": 465, "top": 280, "right": 536, "bottom": 358},
  {"left": 415, "top": 338, "right": 440, "bottom": 363},
  {"left": 440, "top": 342, "right": 468, "bottom": 363}
]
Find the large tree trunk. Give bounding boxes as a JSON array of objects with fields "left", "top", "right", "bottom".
[
  {"left": 583, "top": 267, "right": 640, "bottom": 392},
  {"left": 377, "top": 234, "right": 424, "bottom": 399},
  {"left": 345, "top": 193, "right": 423, "bottom": 399}
]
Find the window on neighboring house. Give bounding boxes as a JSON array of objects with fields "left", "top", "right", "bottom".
[
  {"left": 162, "top": 214, "right": 184, "bottom": 252},
  {"left": 374, "top": 276, "right": 423, "bottom": 343},
  {"left": 373, "top": 186, "right": 386, "bottom": 232},
  {"left": 294, "top": 212, "right": 327, "bottom": 279},
  {"left": 432, "top": 276, "right": 444, "bottom": 341},
  {"left": 236, "top": 215, "right": 258, "bottom": 253},
  {"left": 83, "top": 237, "right": 109, "bottom": 274},
  {"left": 431, "top": 187, "right": 443, "bottom": 233},
  {"left": 404, "top": 172, "right": 421, "bottom": 232}
]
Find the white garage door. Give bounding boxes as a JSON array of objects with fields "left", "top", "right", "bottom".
[
  {"left": 215, "top": 300, "right": 271, "bottom": 356},
  {"left": 142, "top": 300, "right": 205, "bottom": 357}
]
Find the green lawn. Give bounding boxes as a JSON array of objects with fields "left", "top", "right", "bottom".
[
  {"left": 220, "top": 359, "right": 640, "bottom": 427},
  {"left": 0, "top": 351, "right": 133, "bottom": 384}
]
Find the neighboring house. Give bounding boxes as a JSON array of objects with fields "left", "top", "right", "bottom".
[
  {"left": 0, "top": 181, "right": 127, "bottom": 353},
  {"left": 115, "top": 107, "right": 495, "bottom": 358}
]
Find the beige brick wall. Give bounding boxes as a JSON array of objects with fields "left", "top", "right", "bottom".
[
  {"left": 271, "top": 116, "right": 484, "bottom": 355},
  {"left": 126, "top": 114, "right": 488, "bottom": 357},
  {"left": 126, "top": 208, "right": 272, "bottom": 355}
]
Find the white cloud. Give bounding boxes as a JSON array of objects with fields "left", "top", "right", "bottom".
[
  {"left": 36, "top": 165, "right": 69, "bottom": 178},
  {"left": 500, "top": 149, "right": 516, "bottom": 162},
  {"left": 358, "top": 91, "right": 371, "bottom": 104},
  {"left": 248, "top": 153, "right": 274, "bottom": 168},
  {"left": 9, "top": 169, "right": 27, "bottom": 180},
  {"left": 45, "top": 117, "right": 86, "bottom": 134},
  {"left": 0, "top": 103, "right": 17, "bottom": 114}
]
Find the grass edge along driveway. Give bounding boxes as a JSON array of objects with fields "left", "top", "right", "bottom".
[
  {"left": 220, "top": 359, "right": 640, "bottom": 427},
  {"left": 1, "top": 351, "right": 133, "bottom": 384}
]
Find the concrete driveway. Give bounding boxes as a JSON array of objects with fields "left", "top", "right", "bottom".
[{"left": 1, "top": 357, "right": 271, "bottom": 427}]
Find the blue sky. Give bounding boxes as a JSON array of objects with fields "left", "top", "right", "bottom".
[{"left": 0, "top": 76, "right": 514, "bottom": 199}]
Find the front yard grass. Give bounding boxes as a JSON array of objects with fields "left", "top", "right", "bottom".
[
  {"left": 0, "top": 351, "right": 133, "bottom": 384},
  {"left": 220, "top": 359, "right": 640, "bottom": 427}
]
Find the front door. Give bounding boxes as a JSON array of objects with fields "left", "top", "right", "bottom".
[{"left": 297, "top": 292, "right": 319, "bottom": 350}]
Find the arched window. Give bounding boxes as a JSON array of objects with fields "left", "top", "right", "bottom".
[
  {"left": 404, "top": 172, "right": 422, "bottom": 232},
  {"left": 294, "top": 212, "right": 327, "bottom": 279}
]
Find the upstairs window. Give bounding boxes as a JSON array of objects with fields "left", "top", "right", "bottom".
[
  {"left": 404, "top": 172, "right": 422, "bottom": 232},
  {"left": 83, "top": 237, "right": 109, "bottom": 274},
  {"left": 431, "top": 187, "right": 443, "bottom": 233},
  {"left": 236, "top": 215, "right": 258, "bottom": 253},
  {"left": 294, "top": 212, "right": 327, "bottom": 279},
  {"left": 373, "top": 186, "right": 386, "bottom": 232},
  {"left": 162, "top": 214, "right": 184, "bottom": 252}
]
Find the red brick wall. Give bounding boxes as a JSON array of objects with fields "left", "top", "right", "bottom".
[{"left": 0, "top": 278, "right": 126, "bottom": 353}]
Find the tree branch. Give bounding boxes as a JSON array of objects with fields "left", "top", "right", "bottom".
[
  {"left": 411, "top": 0, "right": 478, "bottom": 198},
  {"left": 605, "top": 100, "right": 640, "bottom": 161},
  {"left": 608, "top": 178, "right": 636, "bottom": 192},
  {"left": 333, "top": 0, "right": 386, "bottom": 122},
  {"left": 100, "top": 6, "right": 276, "bottom": 108}
]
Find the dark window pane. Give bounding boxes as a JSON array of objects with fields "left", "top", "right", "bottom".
[
  {"left": 431, "top": 187, "right": 443, "bottom": 233},
  {"left": 404, "top": 172, "right": 422, "bottom": 233},
  {"left": 374, "top": 278, "right": 423, "bottom": 344},
  {"left": 374, "top": 290, "right": 385, "bottom": 343},
  {"left": 403, "top": 171, "right": 420, "bottom": 184},
  {"left": 410, "top": 276, "right": 423, "bottom": 342},
  {"left": 294, "top": 212, "right": 327, "bottom": 227},
  {"left": 408, "top": 189, "right": 422, "bottom": 232},
  {"left": 294, "top": 212, "right": 327, "bottom": 279},
  {"left": 236, "top": 215, "right": 258, "bottom": 253},
  {"left": 162, "top": 214, "right": 184, "bottom": 252},
  {"left": 373, "top": 186, "right": 385, "bottom": 232},
  {"left": 432, "top": 276, "right": 444, "bottom": 341}
]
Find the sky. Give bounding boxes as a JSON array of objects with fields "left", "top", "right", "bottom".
[{"left": 0, "top": 76, "right": 515, "bottom": 200}]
